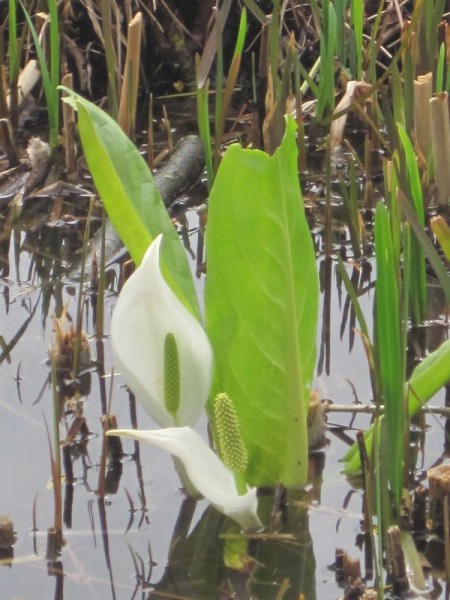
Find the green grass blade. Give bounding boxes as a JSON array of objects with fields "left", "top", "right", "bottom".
[
  {"left": 436, "top": 42, "right": 445, "bottom": 94},
  {"left": 49, "top": 0, "right": 59, "bottom": 99},
  {"left": 8, "top": 0, "right": 18, "bottom": 84},
  {"left": 205, "top": 117, "right": 318, "bottom": 488},
  {"left": 214, "top": 8, "right": 247, "bottom": 171},
  {"left": 316, "top": 2, "right": 337, "bottom": 120},
  {"left": 396, "top": 124, "right": 427, "bottom": 324},
  {"left": 268, "top": 0, "right": 281, "bottom": 103},
  {"left": 196, "top": 75, "right": 213, "bottom": 189},
  {"left": 297, "top": 58, "right": 320, "bottom": 98},
  {"left": 351, "top": 0, "right": 363, "bottom": 79},
  {"left": 20, "top": 0, "right": 59, "bottom": 147},
  {"left": 241, "top": 0, "right": 268, "bottom": 24},
  {"left": 49, "top": 0, "right": 59, "bottom": 148},
  {"left": 234, "top": 7, "right": 247, "bottom": 56},
  {"left": 398, "top": 192, "right": 450, "bottom": 304},
  {"left": 391, "top": 61, "right": 405, "bottom": 128},
  {"left": 213, "top": 11, "right": 224, "bottom": 150},
  {"left": 374, "top": 202, "right": 404, "bottom": 505},
  {"left": 334, "top": 0, "right": 346, "bottom": 68},
  {"left": 99, "top": 0, "right": 118, "bottom": 118}
]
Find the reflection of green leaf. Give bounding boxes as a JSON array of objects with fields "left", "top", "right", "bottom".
[
  {"left": 205, "top": 117, "right": 318, "bottom": 488},
  {"left": 223, "top": 524, "right": 252, "bottom": 571},
  {"left": 154, "top": 503, "right": 226, "bottom": 599},
  {"left": 0, "top": 297, "right": 39, "bottom": 365},
  {"left": 249, "top": 491, "right": 316, "bottom": 600},
  {"left": 155, "top": 494, "right": 316, "bottom": 599},
  {"left": 61, "top": 89, "right": 200, "bottom": 319}
]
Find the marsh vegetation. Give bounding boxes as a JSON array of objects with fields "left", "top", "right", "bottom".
[{"left": 1, "top": 1, "right": 450, "bottom": 598}]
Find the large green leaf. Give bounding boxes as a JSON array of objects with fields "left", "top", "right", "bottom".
[
  {"left": 62, "top": 89, "right": 200, "bottom": 319},
  {"left": 205, "top": 117, "right": 318, "bottom": 488}
]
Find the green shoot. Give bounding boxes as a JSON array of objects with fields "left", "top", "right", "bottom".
[
  {"left": 213, "top": 8, "right": 247, "bottom": 171},
  {"left": 395, "top": 124, "right": 427, "bottom": 324},
  {"left": 8, "top": 0, "right": 19, "bottom": 119},
  {"left": 20, "top": 0, "right": 59, "bottom": 149},
  {"left": 416, "top": 0, "right": 446, "bottom": 74},
  {"left": 436, "top": 42, "right": 445, "bottom": 94},
  {"left": 374, "top": 202, "right": 405, "bottom": 507},
  {"left": 350, "top": 0, "right": 363, "bottom": 80},
  {"left": 195, "top": 72, "right": 214, "bottom": 189},
  {"left": 99, "top": 0, "right": 119, "bottom": 118},
  {"left": 316, "top": 1, "right": 337, "bottom": 120},
  {"left": 334, "top": 0, "right": 345, "bottom": 69},
  {"left": 268, "top": 0, "right": 281, "bottom": 105}
]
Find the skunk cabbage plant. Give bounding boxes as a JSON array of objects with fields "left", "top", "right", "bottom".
[
  {"left": 111, "top": 234, "right": 213, "bottom": 428},
  {"left": 109, "top": 234, "right": 261, "bottom": 531}
]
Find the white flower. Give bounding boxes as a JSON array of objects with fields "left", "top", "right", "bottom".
[
  {"left": 111, "top": 234, "right": 213, "bottom": 427},
  {"left": 110, "top": 234, "right": 260, "bottom": 530},
  {"left": 107, "top": 427, "right": 261, "bottom": 531}
]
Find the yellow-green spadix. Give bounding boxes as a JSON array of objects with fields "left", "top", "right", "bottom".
[
  {"left": 111, "top": 234, "right": 213, "bottom": 427},
  {"left": 106, "top": 426, "right": 261, "bottom": 531}
]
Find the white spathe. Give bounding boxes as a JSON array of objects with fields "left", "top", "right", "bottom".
[
  {"left": 107, "top": 426, "right": 261, "bottom": 531},
  {"left": 111, "top": 234, "right": 213, "bottom": 427}
]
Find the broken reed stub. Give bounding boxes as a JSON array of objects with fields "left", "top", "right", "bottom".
[
  {"left": 413, "top": 72, "right": 432, "bottom": 161},
  {"left": 0, "top": 514, "right": 15, "bottom": 549},
  {"left": 103, "top": 414, "right": 123, "bottom": 461},
  {"left": 427, "top": 463, "right": 450, "bottom": 536},
  {"left": 307, "top": 391, "right": 327, "bottom": 449},
  {"left": 388, "top": 525, "right": 410, "bottom": 596},
  {"left": 430, "top": 92, "right": 450, "bottom": 206},
  {"left": 335, "top": 547, "right": 361, "bottom": 584}
]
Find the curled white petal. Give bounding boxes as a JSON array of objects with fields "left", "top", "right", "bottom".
[
  {"left": 111, "top": 235, "right": 213, "bottom": 427},
  {"left": 107, "top": 427, "right": 261, "bottom": 531}
]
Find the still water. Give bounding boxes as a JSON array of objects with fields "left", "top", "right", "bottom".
[{"left": 0, "top": 215, "right": 448, "bottom": 599}]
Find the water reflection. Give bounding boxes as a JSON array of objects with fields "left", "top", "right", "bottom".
[
  {"left": 318, "top": 256, "right": 375, "bottom": 379},
  {"left": 0, "top": 290, "right": 40, "bottom": 365},
  {"left": 249, "top": 491, "right": 316, "bottom": 600},
  {"left": 1, "top": 207, "right": 449, "bottom": 599},
  {"left": 146, "top": 489, "right": 317, "bottom": 600},
  {"left": 47, "top": 560, "right": 64, "bottom": 600}
]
